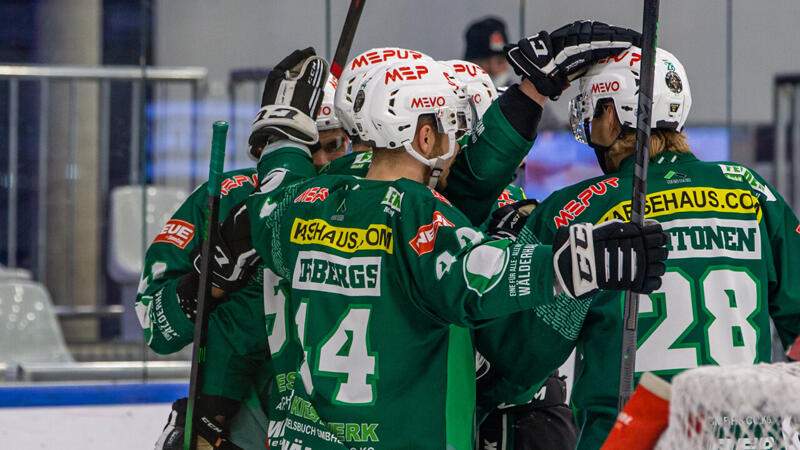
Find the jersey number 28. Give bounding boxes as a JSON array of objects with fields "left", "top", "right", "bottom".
[{"left": 635, "top": 266, "right": 761, "bottom": 374}]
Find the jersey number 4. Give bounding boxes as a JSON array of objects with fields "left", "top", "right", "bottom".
[
  {"left": 635, "top": 266, "right": 761, "bottom": 374},
  {"left": 264, "top": 269, "right": 377, "bottom": 405}
]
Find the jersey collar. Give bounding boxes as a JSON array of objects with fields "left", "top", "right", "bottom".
[{"left": 617, "top": 150, "right": 698, "bottom": 174}]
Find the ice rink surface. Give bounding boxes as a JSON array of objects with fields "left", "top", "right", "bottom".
[{"left": 0, "top": 403, "right": 170, "bottom": 449}]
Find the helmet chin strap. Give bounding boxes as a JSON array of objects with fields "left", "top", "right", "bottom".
[
  {"left": 588, "top": 127, "right": 628, "bottom": 174},
  {"left": 401, "top": 130, "right": 457, "bottom": 188}
]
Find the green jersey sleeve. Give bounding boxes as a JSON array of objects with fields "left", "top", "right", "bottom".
[
  {"left": 747, "top": 169, "right": 800, "bottom": 349},
  {"left": 391, "top": 180, "right": 555, "bottom": 327},
  {"left": 444, "top": 102, "right": 535, "bottom": 226},
  {"left": 255, "top": 141, "right": 318, "bottom": 187},
  {"left": 134, "top": 168, "right": 259, "bottom": 354}
]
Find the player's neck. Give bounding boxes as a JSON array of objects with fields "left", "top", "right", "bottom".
[{"left": 366, "top": 151, "right": 428, "bottom": 184}]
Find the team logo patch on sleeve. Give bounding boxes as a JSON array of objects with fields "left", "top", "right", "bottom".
[
  {"left": 463, "top": 241, "right": 510, "bottom": 295},
  {"left": 153, "top": 219, "right": 195, "bottom": 249},
  {"left": 409, "top": 211, "right": 454, "bottom": 256}
]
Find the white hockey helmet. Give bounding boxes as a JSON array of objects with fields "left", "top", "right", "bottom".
[
  {"left": 316, "top": 75, "right": 341, "bottom": 131},
  {"left": 335, "top": 47, "right": 433, "bottom": 138},
  {"left": 352, "top": 60, "right": 473, "bottom": 187},
  {"left": 442, "top": 59, "right": 498, "bottom": 119},
  {"left": 569, "top": 46, "right": 692, "bottom": 144}
]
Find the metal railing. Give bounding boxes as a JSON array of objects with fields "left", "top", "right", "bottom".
[
  {"left": 773, "top": 74, "right": 800, "bottom": 212},
  {"left": 0, "top": 64, "right": 206, "bottom": 317}
]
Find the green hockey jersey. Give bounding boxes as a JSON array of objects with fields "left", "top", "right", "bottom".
[
  {"left": 523, "top": 151, "right": 800, "bottom": 449},
  {"left": 246, "top": 172, "right": 558, "bottom": 450}
]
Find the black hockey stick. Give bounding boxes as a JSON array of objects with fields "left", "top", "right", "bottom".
[
  {"left": 330, "top": 0, "right": 366, "bottom": 79},
  {"left": 184, "top": 121, "right": 228, "bottom": 450},
  {"left": 618, "top": 0, "right": 660, "bottom": 412}
]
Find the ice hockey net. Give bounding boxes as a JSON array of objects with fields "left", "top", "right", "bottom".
[{"left": 656, "top": 362, "right": 800, "bottom": 450}]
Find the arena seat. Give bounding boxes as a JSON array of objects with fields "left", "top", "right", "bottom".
[
  {"left": 0, "top": 279, "right": 73, "bottom": 364},
  {"left": 108, "top": 185, "right": 187, "bottom": 341}
]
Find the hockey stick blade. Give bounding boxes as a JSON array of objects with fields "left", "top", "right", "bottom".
[
  {"left": 330, "top": 0, "right": 366, "bottom": 79},
  {"left": 618, "top": 0, "right": 660, "bottom": 412},
  {"left": 185, "top": 121, "right": 228, "bottom": 450}
]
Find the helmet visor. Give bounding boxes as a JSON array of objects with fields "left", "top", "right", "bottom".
[
  {"left": 436, "top": 106, "right": 472, "bottom": 141},
  {"left": 569, "top": 95, "right": 588, "bottom": 144}
]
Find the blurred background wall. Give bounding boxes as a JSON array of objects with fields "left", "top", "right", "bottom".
[{"left": 155, "top": 0, "right": 800, "bottom": 125}]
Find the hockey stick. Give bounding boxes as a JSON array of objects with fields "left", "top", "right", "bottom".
[
  {"left": 184, "top": 121, "right": 228, "bottom": 450},
  {"left": 330, "top": 0, "right": 366, "bottom": 79},
  {"left": 618, "top": 0, "right": 660, "bottom": 412}
]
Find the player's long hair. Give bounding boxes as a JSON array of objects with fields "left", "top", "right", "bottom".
[{"left": 608, "top": 128, "right": 690, "bottom": 168}]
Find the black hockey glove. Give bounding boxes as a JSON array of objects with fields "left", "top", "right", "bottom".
[
  {"left": 154, "top": 396, "right": 243, "bottom": 450},
  {"left": 488, "top": 199, "right": 539, "bottom": 241},
  {"left": 190, "top": 201, "right": 260, "bottom": 300},
  {"left": 505, "top": 20, "right": 640, "bottom": 100},
  {"left": 247, "top": 47, "right": 330, "bottom": 160},
  {"left": 553, "top": 220, "right": 667, "bottom": 299}
]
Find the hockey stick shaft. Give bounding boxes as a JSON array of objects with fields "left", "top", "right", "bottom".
[
  {"left": 618, "top": 0, "right": 660, "bottom": 412},
  {"left": 184, "top": 121, "right": 228, "bottom": 450},
  {"left": 330, "top": 0, "right": 366, "bottom": 79}
]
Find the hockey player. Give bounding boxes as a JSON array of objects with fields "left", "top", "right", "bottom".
[
  {"left": 508, "top": 46, "right": 800, "bottom": 449},
  {"left": 308, "top": 75, "right": 350, "bottom": 169},
  {"left": 139, "top": 48, "right": 334, "bottom": 449}
]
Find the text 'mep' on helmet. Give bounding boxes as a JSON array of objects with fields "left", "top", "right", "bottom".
[
  {"left": 352, "top": 60, "right": 473, "bottom": 187},
  {"left": 442, "top": 59, "right": 498, "bottom": 119},
  {"left": 316, "top": 75, "right": 341, "bottom": 131},
  {"left": 334, "top": 48, "right": 433, "bottom": 138},
  {"left": 569, "top": 46, "right": 692, "bottom": 144}
]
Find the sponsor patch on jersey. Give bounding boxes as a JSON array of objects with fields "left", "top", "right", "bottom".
[
  {"left": 496, "top": 189, "right": 515, "bottom": 208},
  {"left": 220, "top": 173, "right": 257, "bottom": 195},
  {"left": 153, "top": 219, "right": 194, "bottom": 249},
  {"left": 381, "top": 186, "right": 403, "bottom": 215},
  {"left": 718, "top": 164, "right": 776, "bottom": 202},
  {"left": 664, "top": 170, "right": 691, "bottom": 184},
  {"left": 294, "top": 186, "right": 329, "bottom": 203},
  {"left": 290, "top": 218, "right": 393, "bottom": 253},
  {"left": 409, "top": 211, "right": 454, "bottom": 256},
  {"left": 351, "top": 151, "right": 372, "bottom": 170},
  {"left": 660, "top": 218, "right": 761, "bottom": 259},
  {"left": 598, "top": 187, "right": 763, "bottom": 224},
  {"left": 427, "top": 186, "right": 452, "bottom": 206},
  {"left": 796, "top": 224, "right": 800, "bottom": 234},
  {"left": 553, "top": 177, "right": 619, "bottom": 228},
  {"left": 293, "top": 251, "right": 381, "bottom": 296}
]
